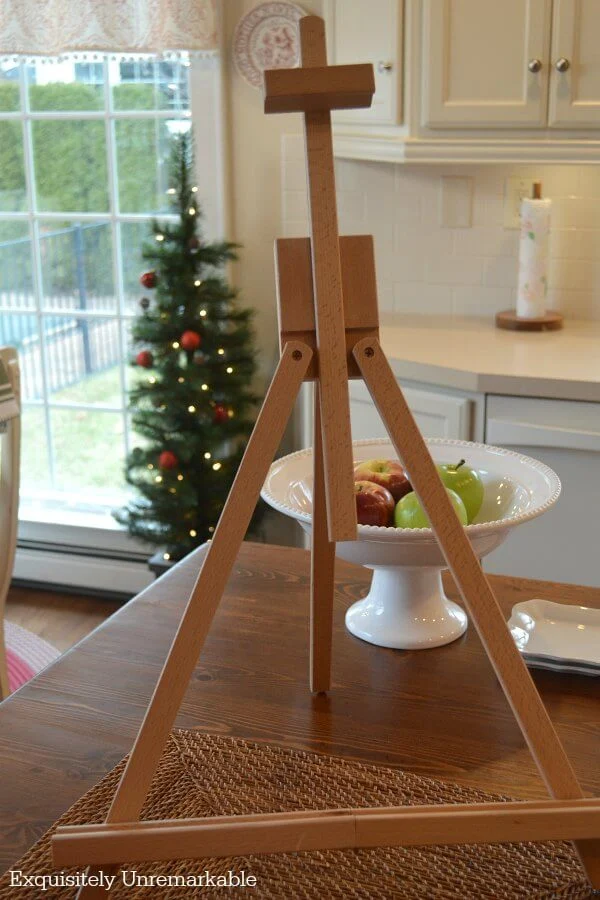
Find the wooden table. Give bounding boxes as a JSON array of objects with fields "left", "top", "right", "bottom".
[{"left": 0, "top": 542, "right": 598, "bottom": 873}]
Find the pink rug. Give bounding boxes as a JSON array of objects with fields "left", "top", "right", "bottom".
[{"left": 4, "top": 621, "right": 60, "bottom": 693}]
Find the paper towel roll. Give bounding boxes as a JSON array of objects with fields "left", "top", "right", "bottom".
[{"left": 516, "top": 197, "right": 551, "bottom": 319}]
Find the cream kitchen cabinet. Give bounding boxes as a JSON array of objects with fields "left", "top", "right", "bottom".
[
  {"left": 327, "top": 0, "right": 600, "bottom": 164},
  {"left": 422, "top": 0, "right": 552, "bottom": 128},
  {"left": 423, "top": 0, "right": 600, "bottom": 130},
  {"left": 548, "top": 0, "right": 600, "bottom": 127},
  {"left": 299, "top": 379, "right": 482, "bottom": 447},
  {"left": 325, "top": 0, "right": 403, "bottom": 126}
]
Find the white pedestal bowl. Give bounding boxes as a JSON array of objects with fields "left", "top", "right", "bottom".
[{"left": 261, "top": 438, "right": 561, "bottom": 651}]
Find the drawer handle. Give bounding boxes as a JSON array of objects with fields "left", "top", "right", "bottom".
[
  {"left": 555, "top": 57, "right": 570, "bottom": 73},
  {"left": 528, "top": 58, "right": 542, "bottom": 73}
]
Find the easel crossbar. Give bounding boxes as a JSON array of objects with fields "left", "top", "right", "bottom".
[{"left": 53, "top": 799, "right": 600, "bottom": 866}]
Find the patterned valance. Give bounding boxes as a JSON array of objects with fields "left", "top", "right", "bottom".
[{"left": 0, "top": 0, "right": 218, "bottom": 57}]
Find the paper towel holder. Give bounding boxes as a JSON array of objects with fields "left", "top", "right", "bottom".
[
  {"left": 495, "top": 308, "right": 563, "bottom": 331},
  {"left": 496, "top": 181, "right": 564, "bottom": 332}
]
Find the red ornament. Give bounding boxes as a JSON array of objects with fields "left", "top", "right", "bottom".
[
  {"left": 213, "top": 404, "right": 228, "bottom": 424},
  {"left": 135, "top": 350, "right": 153, "bottom": 368},
  {"left": 140, "top": 270, "right": 158, "bottom": 289},
  {"left": 159, "top": 450, "right": 178, "bottom": 470},
  {"left": 180, "top": 330, "right": 202, "bottom": 352}
]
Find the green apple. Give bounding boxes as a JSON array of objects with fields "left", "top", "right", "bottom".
[
  {"left": 394, "top": 488, "right": 468, "bottom": 529},
  {"left": 436, "top": 459, "right": 484, "bottom": 523}
]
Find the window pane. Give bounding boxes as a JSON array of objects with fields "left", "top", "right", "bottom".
[
  {"left": 0, "top": 119, "right": 26, "bottom": 211},
  {"left": 120, "top": 220, "right": 155, "bottom": 313},
  {"left": 51, "top": 408, "right": 125, "bottom": 497},
  {"left": 115, "top": 118, "right": 190, "bottom": 214},
  {"left": 41, "top": 314, "right": 122, "bottom": 405},
  {"left": 32, "top": 121, "right": 109, "bottom": 212},
  {"left": 21, "top": 406, "right": 52, "bottom": 494},
  {"left": 0, "top": 222, "right": 33, "bottom": 308},
  {"left": 0, "top": 313, "right": 44, "bottom": 400},
  {"left": 111, "top": 56, "right": 190, "bottom": 111},
  {"left": 27, "top": 60, "right": 104, "bottom": 111},
  {"left": 0, "top": 62, "right": 20, "bottom": 110},
  {"left": 39, "top": 221, "right": 115, "bottom": 312}
]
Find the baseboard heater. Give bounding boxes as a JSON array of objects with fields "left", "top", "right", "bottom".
[{"left": 13, "top": 541, "right": 154, "bottom": 599}]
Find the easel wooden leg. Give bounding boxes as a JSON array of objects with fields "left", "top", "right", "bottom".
[
  {"left": 353, "top": 336, "right": 600, "bottom": 888},
  {"left": 75, "top": 341, "right": 312, "bottom": 898},
  {"left": 310, "top": 382, "right": 336, "bottom": 693}
]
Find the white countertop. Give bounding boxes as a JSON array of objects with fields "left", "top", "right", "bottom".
[{"left": 379, "top": 315, "right": 600, "bottom": 403}]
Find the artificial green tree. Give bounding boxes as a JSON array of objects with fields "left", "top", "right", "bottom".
[{"left": 115, "top": 132, "right": 259, "bottom": 560}]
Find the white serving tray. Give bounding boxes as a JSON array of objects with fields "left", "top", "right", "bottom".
[{"left": 508, "top": 599, "right": 600, "bottom": 670}]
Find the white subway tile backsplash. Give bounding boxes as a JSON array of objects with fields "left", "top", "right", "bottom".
[
  {"left": 452, "top": 286, "right": 512, "bottom": 317},
  {"left": 426, "top": 254, "right": 483, "bottom": 286},
  {"left": 394, "top": 283, "right": 454, "bottom": 315},
  {"left": 281, "top": 137, "right": 600, "bottom": 321},
  {"left": 440, "top": 176, "right": 473, "bottom": 228},
  {"left": 483, "top": 257, "right": 518, "bottom": 289},
  {"left": 337, "top": 190, "right": 366, "bottom": 223}
]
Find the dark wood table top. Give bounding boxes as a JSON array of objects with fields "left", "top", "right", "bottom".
[{"left": 1, "top": 542, "right": 599, "bottom": 873}]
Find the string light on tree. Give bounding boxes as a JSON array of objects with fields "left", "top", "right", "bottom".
[{"left": 115, "top": 132, "right": 260, "bottom": 563}]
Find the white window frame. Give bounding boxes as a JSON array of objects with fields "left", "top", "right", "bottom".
[{"left": 0, "top": 53, "right": 225, "bottom": 577}]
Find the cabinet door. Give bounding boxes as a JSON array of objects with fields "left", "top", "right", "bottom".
[
  {"left": 422, "top": 0, "right": 552, "bottom": 128},
  {"left": 548, "top": 0, "right": 600, "bottom": 127},
  {"left": 484, "top": 395, "right": 600, "bottom": 586},
  {"left": 326, "top": 0, "right": 402, "bottom": 125},
  {"left": 349, "top": 382, "right": 472, "bottom": 442}
]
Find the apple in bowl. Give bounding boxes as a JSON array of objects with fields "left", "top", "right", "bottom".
[
  {"left": 353, "top": 458, "right": 411, "bottom": 502},
  {"left": 354, "top": 480, "right": 394, "bottom": 526}
]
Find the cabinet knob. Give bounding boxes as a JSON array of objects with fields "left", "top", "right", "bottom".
[
  {"left": 377, "top": 61, "right": 393, "bottom": 73},
  {"left": 555, "top": 57, "right": 570, "bottom": 73},
  {"left": 528, "top": 58, "right": 542, "bottom": 73}
]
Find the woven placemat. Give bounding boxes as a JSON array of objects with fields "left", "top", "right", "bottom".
[{"left": 0, "top": 730, "right": 593, "bottom": 899}]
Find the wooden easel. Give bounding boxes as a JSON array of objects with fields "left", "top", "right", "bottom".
[{"left": 53, "top": 17, "right": 600, "bottom": 896}]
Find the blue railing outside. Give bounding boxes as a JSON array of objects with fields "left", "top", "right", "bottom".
[{"left": 0, "top": 223, "right": 121, "bottom": 400}]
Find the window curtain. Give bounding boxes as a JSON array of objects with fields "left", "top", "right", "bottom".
[{"left": 0, "top": 0, "right": 218, "bottom": 56}]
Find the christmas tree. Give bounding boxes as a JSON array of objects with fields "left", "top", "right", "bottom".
[{"left": 115, "top": 133, "right": 259, "bottom": 561}]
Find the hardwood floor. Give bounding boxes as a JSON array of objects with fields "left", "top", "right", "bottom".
[{"left": 5, "top": 586, "right": 121, "bottom": 653}]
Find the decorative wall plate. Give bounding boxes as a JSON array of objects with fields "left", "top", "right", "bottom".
[{"left": 233, "top": 2, "right": 306, "bottom": 89}]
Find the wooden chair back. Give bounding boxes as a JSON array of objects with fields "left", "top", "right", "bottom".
[{"left": 0, "top": 346, "right": 21, "bottom": 699}]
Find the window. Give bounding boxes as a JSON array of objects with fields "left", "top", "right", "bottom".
[{"left": 0, "top": 55, "right": 204, "bottom": 528}]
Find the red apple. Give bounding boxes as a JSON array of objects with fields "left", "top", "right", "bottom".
[
  {"left": 353, "top": 458, "right": 411, "bottom": 502},
  {"left": 354, "top": 480, "right": 394, "bottom": 527}
]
